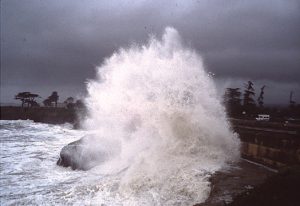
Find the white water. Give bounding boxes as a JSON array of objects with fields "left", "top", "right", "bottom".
[
  {"left": 0, "top": 28, "right": 240, "bottom": 205},
  {"left": 0, "top": 120, "right": 92, "bottom": 205},
  {"left": 82, "top": 27, "right": 240, "bottom": 205}
]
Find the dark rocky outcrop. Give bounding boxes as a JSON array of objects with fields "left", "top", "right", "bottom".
[{"left": 57, "top": 137, "right": 107, "bottom": 170}]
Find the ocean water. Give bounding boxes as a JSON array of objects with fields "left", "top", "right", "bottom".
[
  {"left": 0, "top": 120, "right": 94, "bottom": 205},
  {"left": 0, "top": 120, "right": 237, "bottom": 206},
  {"left": 0, "top": 28, "right": 240, "bottom": 205}
]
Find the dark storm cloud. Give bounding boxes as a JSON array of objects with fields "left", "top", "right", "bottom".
[{"left": 1, "top": 0, "right": 300, "bottom": 103}]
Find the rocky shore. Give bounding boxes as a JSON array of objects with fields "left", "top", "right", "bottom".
[{"left": 57, "top": 136, "right": 108, "bottom": 170}]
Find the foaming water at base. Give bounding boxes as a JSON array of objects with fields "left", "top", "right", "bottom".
[{"left": 82, "top": 27, "right": 240, "bottom": 205}]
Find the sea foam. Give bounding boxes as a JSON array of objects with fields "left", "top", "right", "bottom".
[{"left": 83, "top": 27, "right": 240, "bottom": 205}]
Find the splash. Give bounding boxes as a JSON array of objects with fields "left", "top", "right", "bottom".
[{"left": 83, "top": 27, "right": 240, "bottom": 205}]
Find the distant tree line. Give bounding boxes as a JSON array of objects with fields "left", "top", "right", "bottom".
[
  {"left": 14, "top": 91, "right": 85, "bottom": 110},
  {"left": 223, "top": 81, "right": 299, "bottom": 119}
]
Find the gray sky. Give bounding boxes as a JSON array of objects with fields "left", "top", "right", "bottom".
[{"left": 1, "top": 0, "right": 300, "bottom": 105}]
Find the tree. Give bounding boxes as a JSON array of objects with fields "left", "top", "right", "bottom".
[
  {"left": 64, "top": 97, "right": 74, "bottom": 109},
  {"left": 75, "top": 99, "right": 85, "bottom": 109},
  {"left": 15, "top": 92, "right": 40, "bottom": 107},
  {"left": 64, "top": 97, "right": 74, "bottom": 104},
  {"left": 43, "top": 91, "right": 59, "bottom": 107},
  {"left": 49, "top": 91, "right": 59, "bottom": 107},
  {"left": 15, "top": 92, "right": 30, "bottom": 107},
  {"left": 289, "top": 91, "right": 296, "bottom": 108},
  {"left": 223, "top": 88, "right": 242, "bottom": 117},
  {"left": 257, "top": 85, "right": 266, "bottom": 108},
  {"left": 43, "top": 99, "right": 52, "bottom": 107},
  {"left": 243, "top": 81, "right": 256, "bottom": 114}
]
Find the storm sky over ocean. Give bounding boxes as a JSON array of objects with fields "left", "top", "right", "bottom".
[{"left": 1, "top": 0, "right": 300, "bottom": 104}]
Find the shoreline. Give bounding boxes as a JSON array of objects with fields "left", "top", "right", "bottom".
[
  {"left": 0, "top": 106, "right": 83, "bottom": 127},
  {"left": 1, "top": 106, "right": 300, "bottom": 205}
]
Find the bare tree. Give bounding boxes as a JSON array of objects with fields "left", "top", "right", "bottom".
[
  {"left": 243, "top": 81, "right": 256, "bottom": 114},
  {"left": 289, "top": 91, "right": 296, "bottom": 108},
  {"left": 257, "top": 85, "right": 266, "bottom": 108}
]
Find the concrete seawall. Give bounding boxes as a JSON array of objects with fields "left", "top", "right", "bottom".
[{"left": 231, "top": 119, "right": 300, "bottom": 169}]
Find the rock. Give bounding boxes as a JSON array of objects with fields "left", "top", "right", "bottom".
[{"left": 57, "top": 137, "right": 107, "bottom": 170}]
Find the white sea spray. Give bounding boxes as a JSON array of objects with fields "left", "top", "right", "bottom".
[{"left": 83, "top": 27, "right": 240, "bottom": 205}]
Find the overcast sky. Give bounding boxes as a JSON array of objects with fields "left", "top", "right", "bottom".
[{"left": 1, "top": 0, "right": 300, "bottom": 105}]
